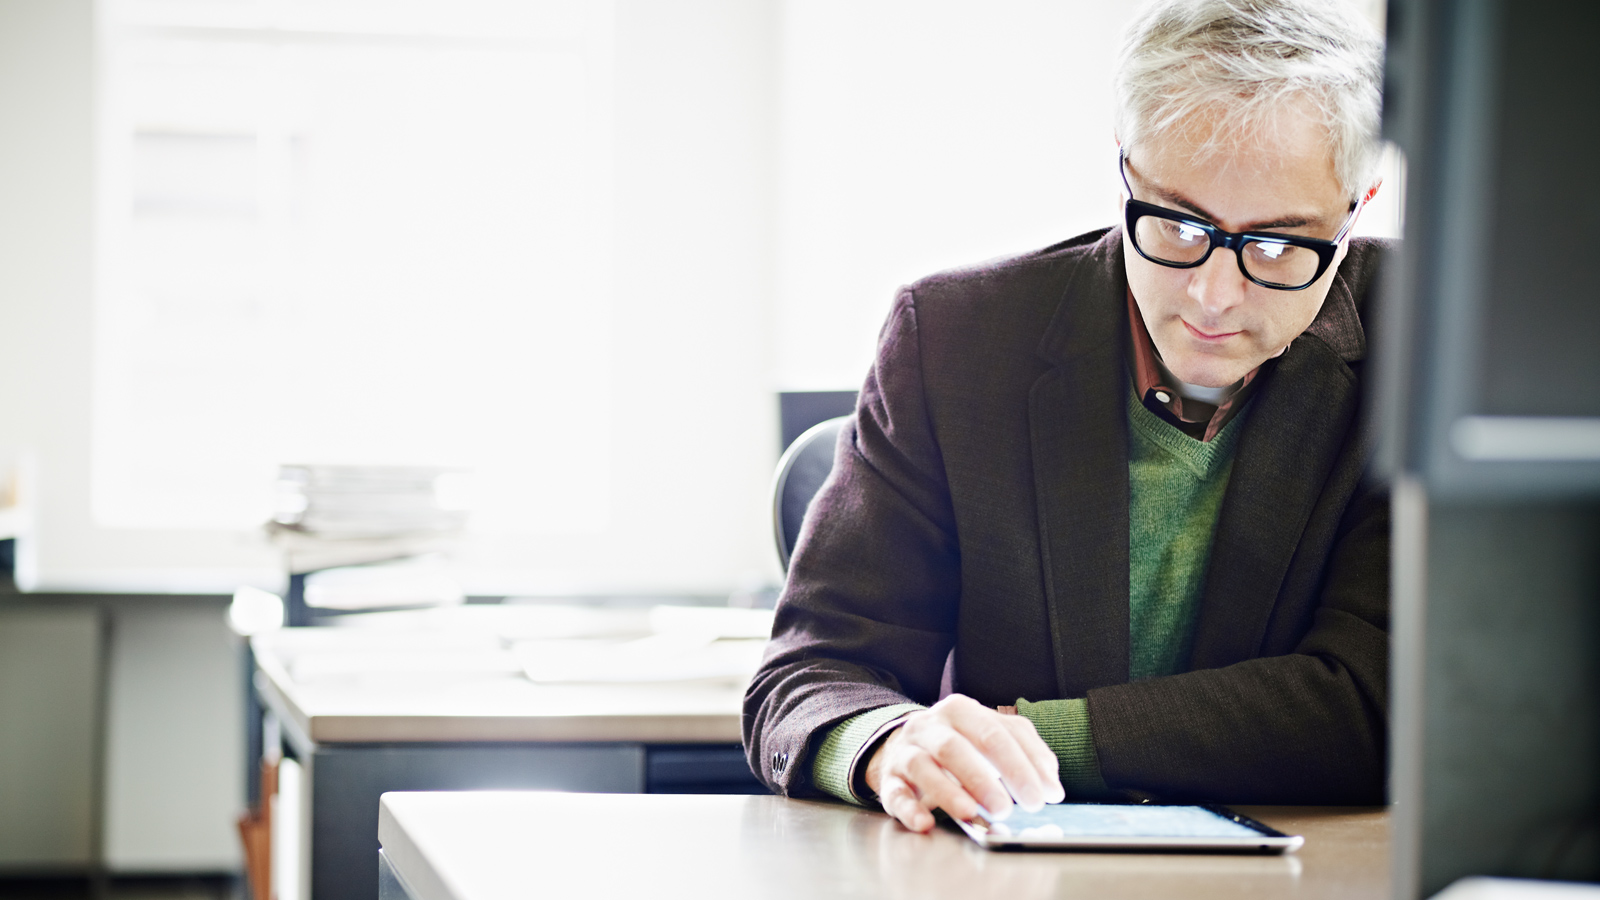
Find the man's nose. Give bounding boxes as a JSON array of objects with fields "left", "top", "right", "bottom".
[{"left": 1187, "top": 248, "right": 1249, "bottom": 318}]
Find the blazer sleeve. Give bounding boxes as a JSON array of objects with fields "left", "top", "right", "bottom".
[
  {"left": 743, "top": 289, "right": 961, "bottom": 797},
  {"left": 1087, "top": 480, "right": 1391, "bottom": 804}
]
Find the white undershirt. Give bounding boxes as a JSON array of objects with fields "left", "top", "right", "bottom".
[
  {"left": 1149, "top": 343, "right": 1292, "bottom": 408},
  {"left": 1151, "top": 352, "right": 1239, "bottom": 406}
]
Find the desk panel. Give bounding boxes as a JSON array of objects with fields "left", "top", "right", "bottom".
[
  {"left": 251, "top": 624, "right": 762, "bottom": 900},
  {"left": 311, "top": 744, "right": 643, "bottom": 900}
]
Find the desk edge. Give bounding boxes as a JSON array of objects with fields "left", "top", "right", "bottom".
[
  {"left": 251, "top": 640, "right": 317, "bottom": 754},
  {"left": 379, "top": 795, "right": 461, "bottom": 900}
]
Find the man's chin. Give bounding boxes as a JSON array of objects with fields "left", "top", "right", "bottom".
[{"left": 1163, "top": 354, "right": 1250, "bottom": 390}]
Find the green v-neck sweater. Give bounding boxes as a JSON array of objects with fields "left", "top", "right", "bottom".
[{"left": 810, "top": 388, "right": 1248, "bottom": 802}]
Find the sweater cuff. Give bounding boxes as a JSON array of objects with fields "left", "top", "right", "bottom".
[
  {"left": 810, "top": 703, "right": 925, "bottom": 805},
  {"left": 1015, "top": 697, "right": 1109, "bottom": 795}
]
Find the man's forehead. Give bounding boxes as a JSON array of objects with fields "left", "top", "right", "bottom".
[
  {"left": 1127, "top": 115, "right": 1346, "bottom": 232},
  {"left": 1134, "top": 167, "right": 1334, "bottom": 232}
]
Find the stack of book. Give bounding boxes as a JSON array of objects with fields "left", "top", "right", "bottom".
[
  {"left": 267, "top": 465, "right": 470, "bottom": 575},
  {"left": 0, "top": 456, "right": 31, "bottom": 588}
]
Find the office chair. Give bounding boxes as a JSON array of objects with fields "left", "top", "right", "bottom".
[{"left": 771, "top": 415, "right": 851, "bottom": 572}]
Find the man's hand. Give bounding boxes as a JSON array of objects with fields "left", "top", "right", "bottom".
[{"left": 863, "top": 694, "right": 1065, "bottom": 833}]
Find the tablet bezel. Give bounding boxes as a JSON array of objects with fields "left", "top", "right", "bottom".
[{"left": 954, "top": 803, "right": 1305, "bottom": 853}]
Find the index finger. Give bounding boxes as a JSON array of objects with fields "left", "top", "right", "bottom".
[
  {"left": 1000, "top": 714, "right": 1066, "bottom": 804},
  {"left": 895, "top": 724, "right": 1013, "bottom": 816},
  {"left": 946, "top": 707, "right": 1054, "bottom": 811}
]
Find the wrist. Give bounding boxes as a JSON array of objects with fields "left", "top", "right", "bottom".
[
  {"left": 855, "top": 706, "right": 931, "bottom": 802},
  {"left": 861, "top": 723, "right": 903, "bottom": 797}
]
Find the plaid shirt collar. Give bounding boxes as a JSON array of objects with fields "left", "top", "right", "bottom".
[{"left": 1125, "top": 290, "right": 1263, "bottom": 443}]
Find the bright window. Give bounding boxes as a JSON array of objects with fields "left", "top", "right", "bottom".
[{"left": 94, "top": 0, "right": 614, "bottom": 537}]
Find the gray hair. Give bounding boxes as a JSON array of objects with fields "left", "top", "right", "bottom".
[{"left": 1113, "top": 0, "right": 1385, "bottom": 201}]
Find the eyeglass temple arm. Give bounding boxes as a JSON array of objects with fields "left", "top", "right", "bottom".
[
  {"left": 1335, "top": 185, "right": 1380, "bottom": 242},
  {"left": 1117, "top": 147, "right": 1135, "bottom": 200}
]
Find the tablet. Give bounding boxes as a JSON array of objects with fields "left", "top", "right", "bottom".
[{"left": 955, "top": 803, "right": 1304, "bottom": 853}]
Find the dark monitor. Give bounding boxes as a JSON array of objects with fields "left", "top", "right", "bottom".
[
  {"left": 778, "top": 391, "right": 857, "bottom": 454},
  {"left": 1377, "top": 0, "right": 1600, "bottom": 499}
]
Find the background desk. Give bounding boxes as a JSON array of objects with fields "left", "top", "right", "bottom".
[
  {"left": 377, "top": 792, "right": 1390, "bottom": 900},
  {"left": 252, "top": 609, "right": 766, "bottom": 900}
]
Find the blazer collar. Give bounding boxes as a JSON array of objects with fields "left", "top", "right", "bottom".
[
  {"left": 1188, "top": 328, "right": 1363, "bottom": 669},
  {"left": 1301, "top": 262, "right": 1367, "bottom": 364},
  {"left": 1028, "top": 227, "right": 1133, "bottom": 697},
  {"left": 1035, "top": 228, "right": 1128, "bottom": 370}
]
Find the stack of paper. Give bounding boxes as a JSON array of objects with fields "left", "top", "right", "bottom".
[
  {"left": 0, "top": 454, "right": 29, "bottom": 542},
  {"left": 0, "top": 503, "right": 24, "bottom": 543},
  {"left": 267, "top": 465, "right": 470, "bottom": 573},
  {"left": 513, "top": 635, "right": 768, "bottom": 684},
  {"left": 512, "top": 605, "right": 776, "bottom": 685},
  {"left": 0, "top": 456, "right": 31, "bottom": 589},
  {"left": 301, "top": 554, "right": 465, "bottom": 611}
]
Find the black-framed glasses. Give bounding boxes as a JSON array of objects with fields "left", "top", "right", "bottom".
[{"left": 1118, "top": 150, "right": 1362, "bottom": 291}]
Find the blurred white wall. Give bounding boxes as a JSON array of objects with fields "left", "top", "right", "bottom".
[
  {"left": 774, "top": 0, "right": 1141, "bottom": 391},
  {"left": 0, "top": 0, "right": 97, "bottom": 593}
]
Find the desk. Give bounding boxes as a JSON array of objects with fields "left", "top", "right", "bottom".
[
  {"left": 376, "top": 793, "right": 1390, "bottom": 900},
  {"left": 251, "top": 608, "right": 765, "bottom": 900}
]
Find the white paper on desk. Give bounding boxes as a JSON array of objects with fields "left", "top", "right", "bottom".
[
  {"left": 302, "top": 555, "right": 465, "bottom": 610},
  {"left": 513, "top": 634, "right": 767, "bottom": 683},
  {"left": 289, "top": 648, "right": 524, "bottom": 682},
  {"left": 481, "top": 604, "right": 652, "bottom": 641},
  {"left": 329, "top": 603, "right": 652, "bottom": 641},
  {"left": 648, "top": 605, "right": 775, "bottom": 640}
]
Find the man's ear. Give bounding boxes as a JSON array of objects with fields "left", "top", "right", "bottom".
[{"left": 1337, "top": 181, "right": 1384, "bottom": 256}]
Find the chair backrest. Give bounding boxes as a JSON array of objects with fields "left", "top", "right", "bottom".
[{"left": 771, "top": 415, "right": 850, "bottom": 572}]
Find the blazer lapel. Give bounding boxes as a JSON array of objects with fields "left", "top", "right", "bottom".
[
  {"left": 1188, "top": 272, "right": 1366, "bottom": 670},
  {"left": 1030, "top": 230, "right": 1132, "bottom": 698}
]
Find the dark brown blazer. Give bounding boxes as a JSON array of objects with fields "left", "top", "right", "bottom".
[{"left": 743, "top": 226, "right": 1391, "bottom": 805}]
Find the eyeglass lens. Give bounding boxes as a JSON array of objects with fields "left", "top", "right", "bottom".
[{"left": 1133, "top": 215, "right": 1323, "bottom": 288}]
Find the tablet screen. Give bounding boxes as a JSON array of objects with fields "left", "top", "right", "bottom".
[{"left": 983, "top": 804, "right": 1262, "bottom": 839}]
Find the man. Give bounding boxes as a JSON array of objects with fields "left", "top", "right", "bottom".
[{"left": 745, "top": 0, "right": 1390, "bottom": 833}]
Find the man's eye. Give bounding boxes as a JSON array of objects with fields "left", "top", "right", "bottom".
[
  {"left": 1253, "top": 241, "right": 1289, "bottom": 260},
  {"left": 1164, "top": 220, "right": 1207, "bottom": 243}
]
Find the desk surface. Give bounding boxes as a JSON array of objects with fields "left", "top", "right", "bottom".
[
  {"left": 378, "top": 792, "right": 1390, "bottom": 900},
  {"left": 253, "top": 608, "right": 752, "bottom": 744}
]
